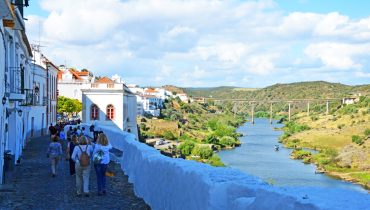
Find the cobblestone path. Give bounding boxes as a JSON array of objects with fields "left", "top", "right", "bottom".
[{"left": 0, "top": 135, "right": 150, "bottom": 210}]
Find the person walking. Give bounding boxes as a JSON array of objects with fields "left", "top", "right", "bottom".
[
  {"left": 66, "top": 126, "right": 73, "bottom": 141},
  {"left": 48, "top": 123, "right": 57, "bottom": 139},
  {"left": 93, "top": 133, "right": 112, "bottom": 195},
  {"left": 46, "top": 136, "right": 63, "bottom": 177},
  {"left": 66, "top": 135, "right": 78, "bottom": 175},
  {"left": 71, "top": 136, "right": 93, "bottom": 197}
]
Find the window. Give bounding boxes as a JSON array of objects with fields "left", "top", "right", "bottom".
[
  {"left": 91, "top": 104, "right": 99, "bottom": 120},
  {"left": 106, "top": 104, "right": 114, "bottom": 120}
]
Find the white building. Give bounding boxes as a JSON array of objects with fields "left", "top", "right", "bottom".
[
  {"left": 128, "top": 86, "right": 169, "bottom": 117},
  {"left": 81, "top": 77, "right": 138, "bottom": 138},
  {"left": 0, "top": 1, "right": 33, "bottom": 184},
  {"left": 57, "top": 68, "right": 91, "bottom": 101},
  {"left": 175, "top": 93, "right": 189, "bottom": 103},
  {"left": 20, "top": 48, "right": 58, "bottom": 139}
]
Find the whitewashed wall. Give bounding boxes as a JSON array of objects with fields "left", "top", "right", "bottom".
[
  {"left": 69, "top": 124, "right": 370, "bottom": 210},
  {"left": 82, "top": 91, "right": 124, "bottom": 130},
  {"left": 0, "top": 23, "right": 6, "bottom": 183},
  {"left": 58, "top": 83, "right": 89, "bottom": 101}
]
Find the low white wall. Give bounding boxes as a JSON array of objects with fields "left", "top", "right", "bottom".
[{"left": 66, "top": 124, "right": 370, "bottom": 210}]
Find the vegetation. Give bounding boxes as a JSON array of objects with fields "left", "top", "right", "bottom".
[
  {"left": 280, "top": 95, "right": 370, "bottom": 189},
  {"left": 183, "top": 81, "right": 370, "bottom": 100},
  {"left": 57, "top": 96, "right": 82, "bottom": 117},
  {"left": 139, "top": 97, "right": 245, "bottom": 166},
  {"left": 143, "top": 81, "right": 370, "bottom": 188}
]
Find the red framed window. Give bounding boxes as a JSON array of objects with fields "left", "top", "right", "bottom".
[
  {"left": 91, "top": 104, "right": 99, "bottom": 120},
  {"left": 106, "top": 104, "right": 114, "bottom": 120}
]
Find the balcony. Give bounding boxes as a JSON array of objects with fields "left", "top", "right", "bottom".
[
  {"left": 20, "top": 89, "right": 33, "bottom": 106},
  {"left": 43, "top": 96, "right": 47, "bottom": 106},
  {"left": 7, "top": 67, "right": 25, "bottom": 101}
]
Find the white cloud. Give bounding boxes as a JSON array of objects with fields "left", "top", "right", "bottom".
[
  {"left": 304, "top": 42, "right": 370, "bottom": 69},
  {"left": 24, "top": 0, "right": 370, "bottom": 87}
]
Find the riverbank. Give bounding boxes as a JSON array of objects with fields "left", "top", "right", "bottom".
[
  {"left": 279, "top": 100, "right": 370, "bottom": 190},
  {"left": 138, "top": 98, "right": 246, "bottom": 166}
]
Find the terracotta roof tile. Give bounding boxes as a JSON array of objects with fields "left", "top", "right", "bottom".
[
  {"left": 95, "top": 77, "right": 114, "bottom": 84},
  {"left": 77, "top": 71, "right": 89, "bottom": 76},
  {"left": 68, "top": 69, "right": 82, "bottom": 80}
]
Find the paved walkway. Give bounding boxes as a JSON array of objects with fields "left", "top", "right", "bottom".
[{"left": 0, "top": 135, "right": 150, "bottom": 210}]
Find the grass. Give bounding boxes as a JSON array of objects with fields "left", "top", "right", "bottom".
[{"left": 349, "top": 172, "right": 370, "bottom": 186}]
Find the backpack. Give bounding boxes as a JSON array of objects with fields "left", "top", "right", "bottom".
[
  {"left": 93, "top": 150, "right": 104, "bottom": 164},
  {"left": 78, "top": 145, "right": 90, "bottom": 167}
]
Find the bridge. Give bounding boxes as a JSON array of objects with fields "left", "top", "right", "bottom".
[{"left": 194, "top": 97, "right": 349, "bottom": 123}]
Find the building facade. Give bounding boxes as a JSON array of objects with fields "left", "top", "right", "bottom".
[
  {"left": 81, "top": 77, "right": 138, "bottom": 138},
  {"left": 0, "top": 0, "right": 33, "bottom": 184},
  {"left": 0, "top": 0, "right": 58, "bottom": 184}
]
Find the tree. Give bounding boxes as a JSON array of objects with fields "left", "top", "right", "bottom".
[{"left": 58, "top": 96, "right": 82, "bottom": 117}]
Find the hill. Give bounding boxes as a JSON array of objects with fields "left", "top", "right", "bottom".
[
  {"left": 183, "top": 81, "right": 370, "bottom": 100},
  {"left": 162, "top": 85, "right": 185, "bottom": 95}
]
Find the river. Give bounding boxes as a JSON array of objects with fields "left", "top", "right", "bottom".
[{"left": 218, "top": 118, "right": 367, "bottom": 193}]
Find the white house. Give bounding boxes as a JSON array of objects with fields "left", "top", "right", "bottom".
[
  {"left": 81, "top": 77, "right": 138, "bottom": 138},
  {"left": 19, "top": 48, "right": 58, "bottom": 139},
  {"left": 57, "top": 68, "right": 91, "bottom": 101}
]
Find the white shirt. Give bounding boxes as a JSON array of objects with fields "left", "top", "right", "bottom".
[{"left": 71, "top": 145, "right": 93, "bottom": 164}]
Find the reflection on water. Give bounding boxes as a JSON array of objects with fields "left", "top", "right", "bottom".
[{"left": 219, "top": 118, "right": 367, "bottom": 193}]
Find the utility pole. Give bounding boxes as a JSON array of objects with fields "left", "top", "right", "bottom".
[
  {"left": 307, "top": 102, "right": 310, "bottom": 117},
  {"left": 269, "top": 103, "right": 273, "bottom": 124},
  {"left": 326, "top": 101, "right": 329, "bottom": 115},
  {"left": 288, "top": 103, "right": 291, "bottom": 121},
  {"left": 251, "top": 104, "right": 254, "bottom": 124}
]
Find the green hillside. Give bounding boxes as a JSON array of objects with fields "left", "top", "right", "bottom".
[{"left": 184, "top": 81, "right": 370, "bottom": 100}]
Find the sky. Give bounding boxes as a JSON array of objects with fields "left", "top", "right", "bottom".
[{"left": 24, "top": 0, "right": 370, "bottom": 87}]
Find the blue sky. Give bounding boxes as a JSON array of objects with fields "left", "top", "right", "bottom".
[
  {"left": 277, "top": 0, "right": 370, "bottom": 19},
  {"left": 24, "top": 0, "right": 370, "bottom": 87}
]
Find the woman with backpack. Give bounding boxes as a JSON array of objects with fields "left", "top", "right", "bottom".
[
  {"left": 46, "top": 136, "right": 63, "bottom": 177},
  {"left": 93, "top": 133, "right": 112, "bottom": 195},
  {"left": 71, "top": 136, "right": 93, "bottom": 197}
]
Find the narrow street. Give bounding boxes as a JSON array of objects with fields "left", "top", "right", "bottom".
[{"left": 0, "top": 135, "right": 150, "bottom": 210}]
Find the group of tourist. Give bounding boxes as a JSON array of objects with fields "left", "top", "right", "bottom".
[{"left": 46, "top": 124, "right": 112, "bottom": 197}]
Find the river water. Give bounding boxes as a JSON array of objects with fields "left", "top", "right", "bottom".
[{"left": 218, "top": 118, "right": 367, "bottom": 193}]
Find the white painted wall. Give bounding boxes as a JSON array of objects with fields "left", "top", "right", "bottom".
[
  {"left": 82, "top": 91, "right": 124, "bottom": 130},
  {"left": 58, "top": 82, "right": 89, "bottom": 101},
  {"left": 78, "top": 125, "right": 370, "bottom": 210},
  {"left": 0, "top": 22, "right": 6, "bottom": 183}
]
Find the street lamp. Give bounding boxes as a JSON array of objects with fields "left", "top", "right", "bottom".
[
  {"left": 2, "top": 96, "right": 6, "bottom": 105},
  {"left": 17, "top": 109, "right": 23, "bottom": 117}
]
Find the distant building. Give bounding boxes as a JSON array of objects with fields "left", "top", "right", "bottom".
[
  {"left": 57, "top": 68, "right": 92, "bottom": 101},
  {"left": 175, "top": 93, "right": 189, "bottom": 102},
  {"left": 81, "top": 77, "right": 138, "bottom": 138},
  {"left": 342, "top": 97, "right": 357, "bottom": 105}
]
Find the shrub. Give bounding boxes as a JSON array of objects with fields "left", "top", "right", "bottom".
[
  {"left": 292, "top": 149, "right": 312, "bottom": 159},
  {"left": 204, "top": 134, "right": 219, "bottom": 144},
  {"left": 192, "top": 145, "right": 213, "bottom": 159},
  {"left": 219, "top": 136, "right": 237, "bottom": 147},
  {"left": 178, "top": 141, "right": 195, "bottom": 156},
  {"left": 352, "top": 135, "right": 363, "bottom": 145},
  {"left": 337, "top": 124, "right": 345, "bottom": 129},
  {"left": 364, "top": 128, "right": 370, "bottom": 136},
  {"left": 285, "top": 122, "right": 310, "bottom": 134},
  {"left": 162, "top": 130, "right": 177, "bottom": 140},
  {"left": 208, "top": 154, "right": 225, "bottom": 167}
]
